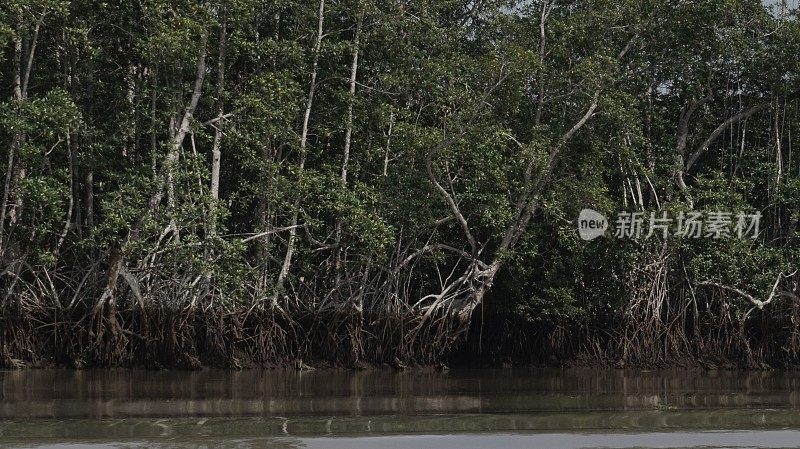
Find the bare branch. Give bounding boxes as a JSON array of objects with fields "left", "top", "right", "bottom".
[
  {"left": 697, "top": 272, "right": 784, "bottom": 310},
  {"left": 685, "top": 102, "right": 770, "bottom": 172}
]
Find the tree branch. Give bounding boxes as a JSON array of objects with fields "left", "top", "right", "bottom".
[
  {"left": 697, "top": 272, "right": 784, "bottom": 310},
  {"left": 685, "top": 102, "right": 770, "bottom": 172}
]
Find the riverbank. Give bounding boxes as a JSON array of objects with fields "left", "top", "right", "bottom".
[{"left": 2, "top": 300, "right": 800, "bottom": 370}]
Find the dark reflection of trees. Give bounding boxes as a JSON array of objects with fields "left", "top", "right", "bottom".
[{"left": 1, "top": 368, "right": 800, "bottom": 420}]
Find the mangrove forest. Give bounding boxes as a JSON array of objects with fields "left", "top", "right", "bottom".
[{"left": 1, "top": 0, "right": 799, "bottom": 369}]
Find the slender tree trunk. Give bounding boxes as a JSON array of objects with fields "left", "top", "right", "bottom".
[
  {"left": 256, "top": 145, "right": 271, "bottom": 262},
  {"left": 382, "top": 112, "right": 394, "bottom": 177},
  {"left": 274, "top": 0, "right": 326, "bottom": 301},
  {"left": 209, "top": 13, "right": 227, "bottom": 237},
  {"left": 200, "top": 8, "right": 228, "bottom": 299},
  {"left": 534, "top": 0, "right": 551, "bottom": 126},
  {"left": 1, "top": 11, "right": 42, "bottom": 257},
  {"left": 56, "top": 133, "right": 75, "bottom": 255},
  {"left": 335, "top": 9, "right": 363, "bottom": 285},
  {"left": 150, "top": 79, "right": 158, "bottom": 175},
  {"left": 256, "top": 11, "right": 282, "bottom": 264},
  {"left": 84, "top": 171, "right": 94, "bottom": 229},
  {"left": 340, "top": 10, "right": 363, "bottom": 184},
  {"left": 21, "top": 12, "right": 45, "bottom": 99},
  {"left": 150, "top": 33, "right": 208, "bottom": 215}
]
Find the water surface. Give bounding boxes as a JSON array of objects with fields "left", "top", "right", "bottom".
[{"left": 1, "top": 368, "right": 799, "bottom": 448}]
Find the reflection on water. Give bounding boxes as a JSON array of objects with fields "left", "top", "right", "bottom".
[
  {"left": 3, "top": 368, "right": 800, "bottom": 419},
  {"left": 1, "top": 368, "right": 800, "bottom": 448}
]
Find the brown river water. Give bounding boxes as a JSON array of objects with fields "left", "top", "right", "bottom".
[{"left": 1, "top": 368, "right": 799, "bottom": 448}]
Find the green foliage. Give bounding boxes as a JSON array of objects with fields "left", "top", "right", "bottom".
[{"left": 0, "top": 0, "right": 798, "bottom": 363}]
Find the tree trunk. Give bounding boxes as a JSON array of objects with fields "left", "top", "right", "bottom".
[
  {"left": 382, "top": 112, "right": 394, "bottom": 176},
  {"left": 209, "top": 13, "right": 227, "bottom": 237},
  {"left": 340, "top": 10, "right": 363, "bottom": 184},
  {"left": 274, "top": 0, "right": 326, "bottom": 300},
  {"left": 84, "top": 171, "right": 94, "bottom": 229},
  {"left": 335, "top": 9, "right": 363, "bottom": 285}
]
